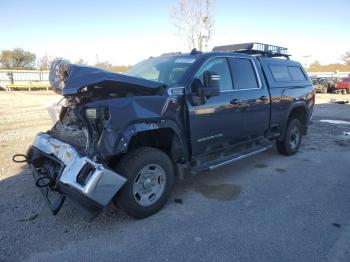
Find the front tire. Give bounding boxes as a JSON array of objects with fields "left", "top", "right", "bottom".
[
  {"left": 114, "top": 147, "right": 174, "bottom": 219},
  {"left": 276, "top": 118, "right": 302, "bottom": 156}
]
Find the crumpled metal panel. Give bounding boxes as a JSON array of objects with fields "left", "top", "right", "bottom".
[
  {"left": 32, "top": 133, "right": 79, "bottom": 166},
  {"left": 32, "top": 133, "right": 126, "bottom": 206},
  {"left": 49, "top": 60, "right": 165, "bottom": 96}
]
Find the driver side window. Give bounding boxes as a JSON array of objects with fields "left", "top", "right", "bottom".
[{"left": 193, "top": 57, "right": 233, "bottom": 91}]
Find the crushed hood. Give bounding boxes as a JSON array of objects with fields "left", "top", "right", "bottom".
[{"left": 49, "top": 60, "right": 166, "bottom": 96}]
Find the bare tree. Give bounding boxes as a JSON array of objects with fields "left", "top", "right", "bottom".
[
  {"left": 341, "top": 49, "right": 350, "bottom": 65},
  {"left": 75, "top": 58, "right": 88, "bottom": 65},
  {"left": 37, "top": 55, "right": 70, "bottom": 70},
  {"left": 37, "top": 54, "right": 53, "bottom": 70},
  {"left": 170, "top": 0, "right": 215, "bottom": 51}
]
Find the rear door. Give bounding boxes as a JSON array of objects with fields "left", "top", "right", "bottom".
[{"left": 228, "top": 57, "right": 270, "bottom": 139}]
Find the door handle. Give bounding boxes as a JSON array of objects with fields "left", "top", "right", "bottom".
[
  {"left": 259, "top": 96, "right": 269, "bottom": 101},
  {"left": 230, "top": 98, "right": 240, "bottom": 105}
]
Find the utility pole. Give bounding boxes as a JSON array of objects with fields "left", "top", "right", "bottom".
[{"left": 302, "top": 55, "right": 311, "bottom": 68}]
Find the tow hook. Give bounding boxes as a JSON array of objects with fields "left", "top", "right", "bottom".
[
  {"left": 12, "top": 154, "right": 54, "bottom": 188},
  {"left": 35, "top": 176, "right": 55, "bottom": 188},
  {"left": 12, "top": 154, "right": 28, "bottom": 163}
]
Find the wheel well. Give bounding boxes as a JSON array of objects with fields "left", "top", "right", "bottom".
[
  {"left": 288, "top": 106, "right": 307, "bottom": 134},
  {"left": 127, "top": 128, "right": 182, "bottom": 162}
]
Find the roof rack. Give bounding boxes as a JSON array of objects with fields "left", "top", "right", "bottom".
[
  {"left": 212, "top": 42, "right": 290, "bottom": 59},
  {"left": 161, "top": 51, "right": 182, "bottom": 56}
]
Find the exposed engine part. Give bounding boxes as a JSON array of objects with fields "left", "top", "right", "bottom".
[{"left": 50, "top": 106, "right": 88, "bottom": 153}]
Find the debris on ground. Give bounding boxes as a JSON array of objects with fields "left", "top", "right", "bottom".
[
  {"left": 335, "top": 101, "right": 349, "bottom": 104},
  {"left": 330, "top": 98, "right": 349, "bottom": 104},
  {"left": 194, "top": 236, "right": 202, "bottom": 242},
  {"left": 174, "top": 198, "right": 183, "bottom": 204},
  {"left": 17, "top": 213, "right": 38, "bottom": 222},
  {"left": 332, "top": 223, "right": 342, "bottom": 228}
]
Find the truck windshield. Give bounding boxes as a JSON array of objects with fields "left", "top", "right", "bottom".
[{"left": 125, "top": 56, "right": 197, "bottom": 86}]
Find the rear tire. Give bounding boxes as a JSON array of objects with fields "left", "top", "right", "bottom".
[
  {"left": 276, "top": 118, "right": 302, "bottom": 156},
  {"left": 113, "top": 147, "right": 174, "bottom": 219}
]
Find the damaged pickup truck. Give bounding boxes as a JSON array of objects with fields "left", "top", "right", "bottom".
[{"left": 22, "top": 43, "right": 315, "bottom": 220}]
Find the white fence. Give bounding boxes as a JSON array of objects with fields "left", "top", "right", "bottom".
[
  {"left": 0, "top": 69, "right": 50, "bottom": 87},
  {"left": 1, "top": 69, "right": 350, "bottom": 89}
]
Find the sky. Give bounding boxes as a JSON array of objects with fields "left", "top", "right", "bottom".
[{"left": 1, "top": 0, "right": 349, "bottom": 66}]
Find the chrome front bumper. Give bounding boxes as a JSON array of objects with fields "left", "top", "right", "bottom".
[{"left": 29, "top": 133, "right": 127, "bottom": 219}]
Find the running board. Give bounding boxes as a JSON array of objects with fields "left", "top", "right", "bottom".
[{"left": 191, "top": 142, "right": 273, "bottom": 173}]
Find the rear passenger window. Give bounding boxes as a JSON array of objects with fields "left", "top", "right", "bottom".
[
  {"left": 229, "top": 58, "right": 259, "bottom": 90},
  {"left": 270, "top": 65, "right": 291, "bottom": 82},
  {"left": 288, "top": 66, "right": 306, "bottom": 81}
]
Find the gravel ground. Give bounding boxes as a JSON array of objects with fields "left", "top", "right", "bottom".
[{"left": 0, "top": 91, "right": 350, "bottom": 262}]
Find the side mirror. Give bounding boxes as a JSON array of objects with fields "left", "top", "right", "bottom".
[
  {"left": 196, "top": 71, "right": 220, "bottom": 97},
  {"left": 204, "top": 71, "right": 220, "bottom": 88}
]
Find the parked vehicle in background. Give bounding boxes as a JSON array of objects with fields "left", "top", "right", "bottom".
[
  {"left": 312, "top": 77, "right": 328, "bottom": 93},
  {"left": 311, "top": 76, "right": 349, "bottom": 94},
  {"left": 311, "top": 77, "right": 340, "bottom": 94},
  {"left": 21, "top": 43, "right": 315, "bottom": 220},
  {"left": 334, "top": 77, "right": 350, "bottom": 94},
  {"left": 325, "top": 77, "right": 340, "bottom": 93}
]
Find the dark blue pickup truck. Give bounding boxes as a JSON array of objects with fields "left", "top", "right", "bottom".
[{"left": 24, "top": 43, "right": 315, "bottom": 220}]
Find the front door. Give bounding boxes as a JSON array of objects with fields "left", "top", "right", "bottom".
[{"left": 186, "top": 57, "right": 246, "bottom": 157}]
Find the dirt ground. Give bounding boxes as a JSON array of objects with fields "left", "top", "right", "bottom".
[
  {"left": 0, "top": 91, "right": 60, "bottom": 180},
  {"left": 0, "top": 91, "right": 350, "bottom": 262}
]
